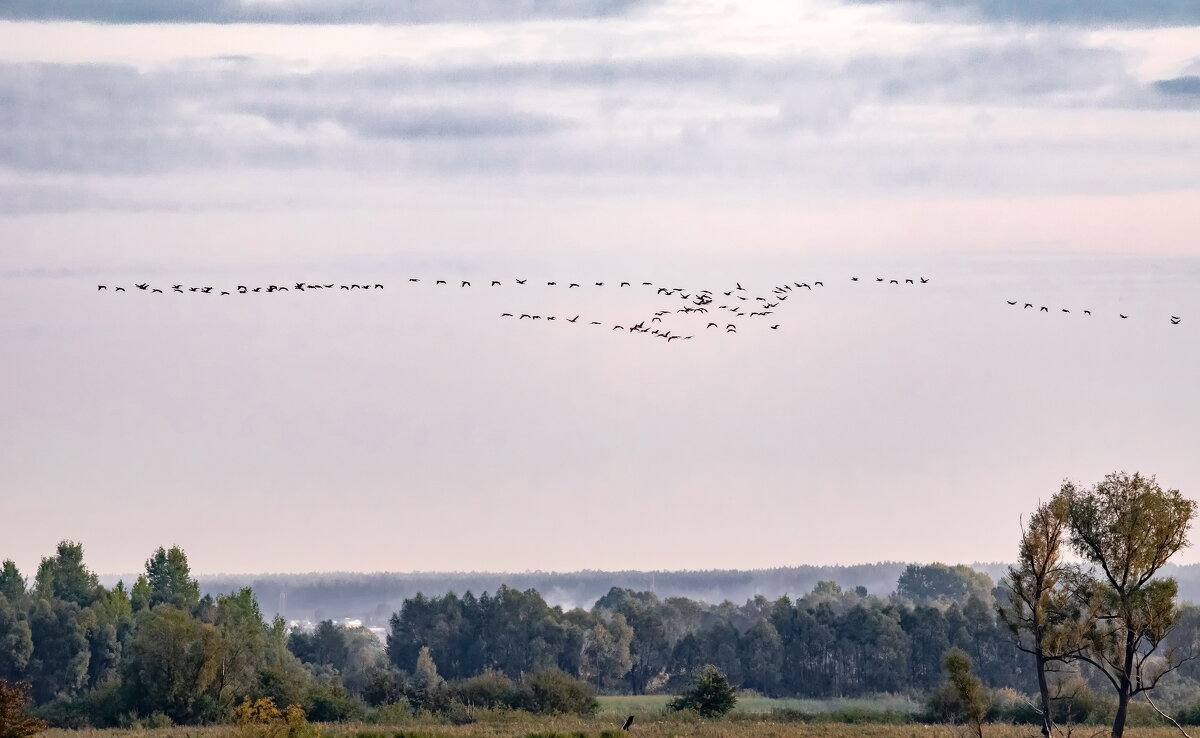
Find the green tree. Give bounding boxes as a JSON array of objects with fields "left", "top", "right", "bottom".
[
  {"left": 1064, "top": 471, "right": 1197, "bottom": 738},
  {"left": 0, "top": 679, "right": 47, "bottom": 738},
  {"left": 145, "top": 547, "right": 201, "bottom": 611},
  {"left": 0, "top": 563, "right": 26, "bottom": 605},
  {"left": 120, "top": 605, "right": 221, "bottom": 724},
  {"left": 938, "top": 648, "right": 989, "bottom": 738},
  {"left": 39, "top": 542, "right": 100, "bottom": 608},
  {"left": 668, "top": 664, "right": 737, "bottom": 718},
  {"left": 998, "top": 492, "right": 1078, "bottom": 738},
  {"left": 413, "top": 646, "right": 441, "bottom": 692},
  {"left": 130, "top": 575, "right": 151, "bottom": 613},
  {"left": 0, "top": 598, "right": 32, "bottom": 682},
  {"left": 898, "top": 563, "right": 993, "bottom": 606}
]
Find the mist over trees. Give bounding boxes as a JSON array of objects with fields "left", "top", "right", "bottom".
[{"left": 3, "top": 471, "right": 1199, "bottom": 732}]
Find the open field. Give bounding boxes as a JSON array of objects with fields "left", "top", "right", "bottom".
[
  {"left": 596, "top": 695, "right": 922, "bottom": 716},
  {"left": 38, "top": 720, "right": 1194, "bottom": 738}
]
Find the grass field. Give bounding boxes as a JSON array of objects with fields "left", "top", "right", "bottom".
[
  {"left": 595, "top": 695, "right": 922, "bottom": 716},
  {"left": 38, "top": 720, "right": 1191, "bottom": 738}
]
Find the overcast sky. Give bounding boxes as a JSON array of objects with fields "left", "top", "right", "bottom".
[{"left": 1, "top": 0, "right": 1198, "bottom": 577}]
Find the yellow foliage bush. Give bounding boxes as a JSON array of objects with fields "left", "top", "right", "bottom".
[{"left": 232, "top": 697, "right": 317, "bottom": 738}]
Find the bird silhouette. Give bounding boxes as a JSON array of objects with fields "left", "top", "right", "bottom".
[
  {"left": 220, "top": 291, "right": 230, "bottom": 295},
  {"left": 409, "top": 278, "right": 420, "bottom": 282},
  {"left": 1120, "top": 314, "right": 1129, "bottom": 319},
  {"left": 1040, "top": 306, "right": 1048, "bottom": 312},
  {"left": 462, "top": 281, "right": 470, "bottom": 287},
  {"left": 189, "top": 287, "right": 199, "bottom": 292},
  {"left": 595, "top": 282, "right": 604, "bottom": 286},
  {"left": 1172, "top": 316, "right": 1182, "bottom": 321},
  {"left": 736, "top": 282, "right": 745, "bottom": 291},
  {"left": 294, "top": 283, "right": 305, "bottom": 290},
  {"left": 491, "top": 281, "right": 500, "bottom": 286},
  {"left": 590, "top": 321, "right": 601, "bottom": 325},
  {"left": 97, "top": 285, "right": 106, "bottom": 290},
  {"left": 569, "top": 283, "right": 580, "bottom": 288},
  {"left": 890, "top": 279, "right": 899, "bottom": 285},
  {"left": 502, "top": 313, "right": 513, "bottom": 317},
  {"left": 136, "top": 283, "right": 149, "bottom": 290},
  {"left": 520, "top": 314, "right": 531, "bottom": 319},
  {"left": 1007, "top": 301, "right": 1017, "bottom": 305},
  {"left": 375, "top": 284, "right": 383, "bottom": 289},
  {"left": 516, "top": 279, "right": 527, "bottom": 284},
  {"left": 174, "top": 285, "right": 184, "bottom": 292},
  {"left": 151, "top": 288, "right": 163, "bottom": 293},
  {"left": 707, "top": 323, "right": 717, "bottom": 329},
  {"left": 1171, "top": 317, "right": 1182, "bottom": 325},
  {"left": 547, "top": 281, "right": 557, "bottom": 286},
  {"left": 567, "top": 316, "right": 579, "bottom": 323},
  {"left": 906, "top": 279, "right": 914, "bottom": 284},
  {"left": 1084, "top": 310, "right": 1091, "bottom": 315},
  {"left": 851, "top": 277, "right": 859, "bottom": 281},
  {"left": 1024, "top": 303, "right": 1033, "bottom": 309},
  {"left": 436, "top": 280, "right": 446, "bottom": 285},
  {"left": 770, "top": 325, "right": 779, "bottom": 329},
  {"left": 814, "top": 281, "right": 823, "bottom": 287},
  {"left": 621, "top": 282, "right": 630, "bottom": 287},
  {"left": 920, "top": 277, "right": 929, "bottom": 283},
  {"left": 1062, "top": 309, "right": 1070, "bottom": 313},
  {"left": 115, "top": 287, "right": 125, "bottom": 291},
  {"left": 876, "top": 278, "right": 884, "bottom": 282}
]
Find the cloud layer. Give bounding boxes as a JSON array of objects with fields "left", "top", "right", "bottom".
[
  {"left": 0, "top": 0, "right": 648, "bottom": 24},
  {"left": 842, "top": 0, "right": 1200, "bottom": 27}
]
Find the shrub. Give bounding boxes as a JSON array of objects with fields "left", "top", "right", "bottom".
[
  {"left": 0, "top": 680, "right": 47, "bottom": 738},
  {"left": 232, "top": 697, "right": 317, "bottom": 738},
  {"left": 517, "top": 670, "right": 598, "bottom": 716},
  {"left": 667, "top": 665, "right": 737, "bottom": 718}
]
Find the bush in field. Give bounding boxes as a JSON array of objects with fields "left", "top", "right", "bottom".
[
  {"left": 668, "top": 665, "right": 737, "bottom": 718},
  {"left": 1, "top": 680, "right": 47, "bottom": 738},
  {"left": 452, "top": 670, "right": 519, "bottom": 710},
  {"left": 517, "top": 669, "right": 598, "bottom": 716},
  {"left": 232, "top": 697, "right": 316, "bottom": 738}
]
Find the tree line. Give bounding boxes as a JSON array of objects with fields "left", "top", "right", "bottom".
[{"left": 2, "top": 471, "right": 1197, "bottom": 738}]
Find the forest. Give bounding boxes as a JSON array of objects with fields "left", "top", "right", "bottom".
[{"left": 2, "top": 472, "right": 1198, "bottom": 738}]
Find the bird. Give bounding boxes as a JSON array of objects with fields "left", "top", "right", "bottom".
[
  {"left": 220, "top": 291, "right": 230, "bottom": 295},
  {"left": 890, "top": 279, "right": 899, "bottom": 285},
  {"left": 375, "top": 284, "right": 383, "bottom": 289},
  {"left": 253, "top": 287, "right": 262, "bottom": 292},
  {"left": 114, "top": 287, "right": 125, "bottom": 291},
  {"left": 814, "top": 281, "right": 823, "bottom": 287},
  {"left": 436, "top": 280, "right": 446, "bottom": 285},
  {"left": 876, "top": 278, "right": 884, "bottom": 282},
  {"left": 1062, "top": 309, "right": 1070, "bottom": 313},
  {"left": 736, "top": 282, "right": 745, "bottom": 291},
  {"left": 491, "top": 281, "right": 500, "bottom": 286},
  {"left": 567, "top": 316, "right": 579, "bottom": 323},
  {"left": 621, "top": 282, "right": 630, "bottom": 287},
  {"left": 502, "top": 313, "right": 513, "bottom": 317},
  {"left": 906, "top": 279, "right": 914, "bottom": 284},
  {"left": 1120, "top": 314, "right": 1129, "bottom": 319},
  {"left": 851, "top": 277, "right": 859, "bottom": 281},
  {"left": 1040, "top": 306, "right": 1048, "bottom": 312},
  {"left": 189, "top": 287, "right": 199, "bottom": 292},
  {"left": 1007, "top": 301, "right": 1017, "bottom": 305},
  {"left": 409, "top": 278, "right": 420, "bottom": 282},
  {"left": 595, "top": 282, "right": 604, "bottom": 286},
  {"left": 590, "top": 321, "right": 601, "bottom": 325},
  {"left": 136, "top": 283, "right": 149, "bottom": 290},
  {"left": 1084, "top": 310, "right": 1091, "bottom": 315},
  {"left": 324, "top": 284, "right": 333, "bottom": 288},
  {"left": 1024, "top": 303, "right": 1033, "bottom": 309},
  {"left": 201, "top": 287, "right": 213, "bottom": 293},
  {"left": 97, "top": 285, "right": 106, "bottom": 290},
  {"left": 151, "top": 288, "right": 162, "bottom": 293},
  {"left": 920, "top": 277, "right": 929, "bottom": 283},
  {"left": 547, "top": 316, "right": 556, "bottom": 321},
  {"left": 613, "top": 325, "right": 623, "bottom": 330},
  {"left": 1172, "top": 316, "right": 1182, "bottom": 321},
  {"left": 516, "top": 279, "right": 527, "bottom": 284},
  {"left": 520, "top": 314, "right": 531, "bottom": 319},
  {"left": 1171, "top": 317, "right": 1182, "bottom": 325},
  {"left": 569, "top": 283, "right": 580, "bottom": 288},
  {"left": 642, "top": 281, "right": 653, "bottom": 286},
  {"left": 707, "top": 323, "right": 718, "bottom": 329},
  {"left": 547, "top": 281, "right": 557, "bottom": 286},
  {"left": 462, "top": 281, "right": 470, "bottom": 287},
  {"left": 174, "top": 285, "right": 184, "bottom": 292},
  {"left": 770, "top": 324, "right": 779, "bottom": 329},
  {"left": 294, "top": 283, "right": 306, "bottom": 291}
]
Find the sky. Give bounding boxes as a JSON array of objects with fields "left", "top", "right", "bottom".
[{"left": 1, "top": 0, "right": 1199, "bottom": 577}]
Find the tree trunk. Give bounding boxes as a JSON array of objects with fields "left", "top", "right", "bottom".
[
  {"left": 1036, "top": 653, "right": 1053, "bottom": 738},
  {"left": 1111, "top": 688, "right": 1130, "bottom": 738},
  {"left": 1112, "top": 627, "right": 1138, "bottom": 738}
]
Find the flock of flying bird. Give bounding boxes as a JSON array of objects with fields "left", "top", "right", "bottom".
[{"left": 96, "top": 275, "right": 1187, "bottom": 339}]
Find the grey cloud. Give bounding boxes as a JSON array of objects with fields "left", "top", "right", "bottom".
[
  {"left": 0, "top": 0, "right": 648, "bottom": 24},
  {"left": 248, "top": 102, "right": 571, "bottom": 139},
  {"left": 840, "top": 0, "right": 1200, "bottom": 27},
  {"left": 1154, "top": 76, "right": 1200, "bottom": 97}
]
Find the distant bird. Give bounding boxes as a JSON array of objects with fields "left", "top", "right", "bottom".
[
  {"left": 890, "top": 279, "right": 899, "bottom": 284},
  {"left": 462, "top": 281, "right": 470, "bottom": 287},
  {"left": 906, "top": 279, "right": 914, "bottom": 284},
  {"left": 295, "top": 283, "right": 306, "bottom": 290},
  {"left": 136, "top": 283, "right": 149, "bottom": 290},
  {"left": 1040, "top": 306, "right": 1048, "bottom": 312},
  {"left": 189, "top": 287, "right": 199, "bottom": 292},
  {"left": 1007, "top": 301, "right": 1017, "bottom": 305},
  {"left": 567, "top": 316, "right": 579, "bottom": 323},
  {"left": 341, "top": 285, "right": 350, "bottom": 290},
  {"left": 736, "top": 282, "right": 745, "bottom": 291},
  {"left": 643, "top": 281, "right": 653, "bottom": 286},
  {"left": 920, "top": 277, "right": 929, "bottom": 283},
  {"left": 375, "top": 284, "right": 383, "bottom": 289},
  {"left": 591, "top": 321, "right": 601, "bottom": 325},
  {"left": 1171, "top": 317, "right": 1182, "bottom": 325},
  {"left": 547, "top": 316, "right": 556, "bottom": 321},
  {"left": 516, "top": 279, "right": 527, "bottom": 284},
  {"left": 253, "top": 287, "right": 262, "bottom": 292},
  {"left": 436, "top": 280, "right": 446, "bottom": 285},
  {"left": 621, "top": 282, "right": 630, "bottom": 287},
  {"left": 174, "top": 285, "right": 184, "bottom": 292},
  {"left": 491, "top": 281, "right": 500, "bottom": 286},
  {"left": 115, "top": 287, "right": 125, "bottom": 291},
  {"left": 613, "top": 325, "right": 623, "bottom": 330},
  {"left": 201, "top": 287, "right": 212, "bottom": 293},
  {"left": 876, "top": 277, "right": 884, "bottom": 282},
  {"left": 547, "top": 281, "right": 557, "bottom": 286},
  {"left": 520, "top": 314, "right": 531, "bottom": 319},
  {"left": 569, "top": 283, "right": 580, "bottom": 288},
  {"left": 1024, "top": 303, "right": 1033, "bottom": 309},
  {"left": 1084, "top": 310, "right": 1091, "bottom": 315},
  {"left": 97, "top": 285, "right": 106, "bottom": 290},
  {"left": 1062, "top": 309, "right": 1070, "bottom": 313},
  {"left": 1120, "top": 314, "right": 1129, "bottom": 319},
  {"left": 851, "top": 277, "right": 859, "bottom": 281},
  {"left": 708, "top": 323, "right": 717, "bottom": 329},
  {"left": 409, "top": 278, "right": 420, "bottom": 282},
  {"left": 151, "top": 288, "right": 162, "bottom": 293},
  {"left": 1172, "top": 316, "right": 1182, "bottom": 321},
  {"left": 595, "top": 282, "right": 604, "bottom": 286},
  {"left": 770, "top": 325, "right": 779, "bottom": 329},
  {"left": 324, "top": 284, "right": 333, "bottom": 288},
  {"left": 502, "top": 313, "right": 513, "bottom": 317},
  {"left": 797, "top": 282, "right": 810, "bottom": 289},
  {"left": 220, "top": 291, "right": 230, "bottom": 295},
  {"left": 814, "top": 281, "right": 823, "bottom": 287}
]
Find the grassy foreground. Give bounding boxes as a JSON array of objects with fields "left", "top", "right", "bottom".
[
  {"left": 595, "top": 695, "right": 923, "bottom": 715},
  {"left": 37, "top": 716, "right": 1190, "bottom": 738}
]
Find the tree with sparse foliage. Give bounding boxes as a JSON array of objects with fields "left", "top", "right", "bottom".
[
  {"left": 0, "top": 680, "right": 46, "bottom": 738},
  {"left": 668, "top": 664, "right": 737, "bottom": 718},
  {"left": 1064, "top": 471, "right": 1197, "bottom": 738},
  {"left": 998, "top": 491, "right": 1079, "bottom": 738}
]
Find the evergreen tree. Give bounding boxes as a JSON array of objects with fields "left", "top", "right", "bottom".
[{"left": 668, "top": 664, "right": 737, "bottom": 718}]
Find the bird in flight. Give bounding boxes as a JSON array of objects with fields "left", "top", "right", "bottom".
[
  {"left": 1120, "top": 314, "right": 1129, "bottom": 319},
  {"left": 97, "top": 285, "right": 106, "bottom": 290},
  {"left": 851, "top": 277, "right": 859, "bottom": 281},
  {"left": 462, "top": 281, "right": 470, "bottom": 287},
  {"left": 516, "top": 279, "right": 527, "bottom": 284},
  {"left": 491, "top": 281, "right": 501, "bottom": 286},
  {"left": 567, "top": 316, "right": 579, "bottom": 323},
  {"left": 409, "top": 278, "right": 420, "bottom": 282},
  {"left": 1040, "top": 307, "right": 1048, "bottom": 312},
  {"left": 1007, "top": 301, "right": 1017, "bottom": 305},
  {"left": 1024, "top": 303, "right": 1033, "bottom": 309},
  {"left": 770, "top": 325, "right": 780, "bottom": 329},
  {"left": 136, "top": 283, "right": 149, "bottom": 290},
  {"left": 570, "top": 283, "right": 580, "bottom": 288},
  {"left": 621, "top": 282, "right": 630, "bottom": 287},
  {"left": 920, "top": 277, "right": 929, "bottom": 283},
  {"left": 1171, "top": 317, "right": 1182, "bottom": 325},
  {"left": 906, "top": 279, "right": 914, "bottom": 284},
  {"left": 436, "top": 280, "right": 446, "bottom": 285},
  {"left": 115, "top": 287, "right": 125, "bottom": 291}
]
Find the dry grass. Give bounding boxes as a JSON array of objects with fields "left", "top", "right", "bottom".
[{"left": 38, "top": 719, "right": 1192, "bottom": 738}]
